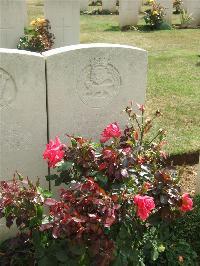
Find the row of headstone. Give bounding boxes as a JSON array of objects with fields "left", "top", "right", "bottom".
[
  {"left": 81, "top": 0, "right": 200, "bottom": 27},
  {"left": 0, "top": 0, "right": 80, "bottom": 49},
  {"left": 0, "top": 0, "right": 200, "bottom": 49},
  {"left": 0, "top": 43, "right": 147, "bottom": 241}
]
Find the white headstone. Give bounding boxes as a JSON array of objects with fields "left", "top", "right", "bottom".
[
  {"left": 183, "top": 0, "right": 200, "bottom": 27},
  {"left": 102, "top": 0, "right": 117, "bottom": 12},
  {"left": 0, "top": 49, "right": 48, "bottom": 242},
  {"left": 157, "top": 0, "right": 173, "bottom": 24},
  {"left": 119, "top": 0, "right": 140, "bottom": 27},
  {"left": 0, "top": 0, "right": 27, "bottom": 49},
  {"left": 80, "top": 0, "right": 88, "bottom": 11},
  {"left": 44, "top": 0, "right": 80, "bottom": 48},
  {"left": 43, "top": 43, "right": 147, "bottom": 143}
]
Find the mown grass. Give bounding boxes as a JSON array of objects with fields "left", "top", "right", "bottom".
[{"left": 27, "top": 1, "right": 200, "bottom": 155}]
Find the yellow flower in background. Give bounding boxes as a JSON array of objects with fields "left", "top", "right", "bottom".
[
  {"left": 153, "top": 10, "right": 159, "bottom": 15},
  {"left": 30, "top": 19, "right": 36, "bottom": 27}
]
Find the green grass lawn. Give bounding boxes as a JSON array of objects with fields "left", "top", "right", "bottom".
[{"left": 27, "top": 1, "right": 200, "bottom": 156}]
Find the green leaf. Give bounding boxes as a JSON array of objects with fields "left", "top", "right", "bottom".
[
  {"left": 45, "top": 174, "right": 58, "bottom": 181},
  {"left": 151, "top": 248, "right": 159, "bottom": 261},
  {"left": 57, "top": 161, "right": 74, "bottom": 172},
  {"left": 39, "top": 189, "right": 53, "bottom": 198},
  {"left": 56, "top": 250, "right": 69, "bottom": 262},
  {"left": 95, "top": 173, "right": 108, "bottom": 185}
]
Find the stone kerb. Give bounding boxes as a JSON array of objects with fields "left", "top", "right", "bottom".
[
  {"left": 43, "top": 43, "right": 147, "bottom": 143},
  {"left": 0, "top": 48, "right": 48, "bottom": 241},
  {"left": 0, "top": 0, "right": 27, "bottom": 49},
  {"left": 119, "top": 0, "right": 140, "bottom": 27},
  {"left": 102, "top": 0, "right": 117, "bottom": 12},
  {"left": 44, "top": 0, "right": 80, "bottom": 48}
]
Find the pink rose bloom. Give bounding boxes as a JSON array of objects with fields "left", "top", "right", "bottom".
[
  {"left": 43, "top": 136, "right": 65, "bottom": 168},
  {"left": 134, "top": 195, "right": 155, "bottom": 221},
  {"left": 180, "top": 193, "right": 193, "bottom": 212},
  {"left": 100, "top": 122, "right": 121, "bottom": 143}
]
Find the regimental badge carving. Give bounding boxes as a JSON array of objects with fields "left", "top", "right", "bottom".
[
  {"left": 0, "top": 68, "right": 17, "bottom": 109},
  {"left": 77, "top": 57, "right": 121, "bottom": 108}
]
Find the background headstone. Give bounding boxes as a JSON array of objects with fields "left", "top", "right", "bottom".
[
  {"left": 80, "top": 0, "right": 88, "bottom": 11},
  {"left": 0, "top": 0, "right": 27, "bottom": 49},
  {"left": 157, "top": 0, "right": 173, "bottom": 25},
  {"left": 0, "top": 49, "right": 48, "bottom": 241},
  {"left": 44, "top": 0, "right": 80, "bottom": 48},
  {"left": 183, "top": 0, "right": 200, "bottom": 27},
  {"left": 43, "top": 43, "right": 147, "bottom": 143},
  {"left": 119, "top": 0, "right": 140, "bottom": 27},
  {"left": 102, "top": 0, "right": 117, "bottom": 12}
]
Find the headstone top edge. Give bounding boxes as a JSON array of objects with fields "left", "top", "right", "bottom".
[
  {"left": 42, "top": 43, "right": 147, "bottom": 57},
  {"left": 0, "top": 48, "right": 44, "bottom": 58}
]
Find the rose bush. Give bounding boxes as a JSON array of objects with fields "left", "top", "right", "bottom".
[{"left": 0, "top": 103, "right": 194, "bottom": 265}]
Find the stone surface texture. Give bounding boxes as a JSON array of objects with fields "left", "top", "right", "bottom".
[
  {"left": 183, "top": 0, "right": 200, "bottom": 26},
  {"left": 44, "top": 0, "right": 80, "bottom": 48},
  {"left": 0, "top": 0, "right": 27, "bottom": 49},
  {"left": 119, "top": 0, "right": 140, "bottom": 27},
  {"left": 80, "top": 0, "right": 88, "bottom": 11},
  {"left": 102, "top": 0, "right": 117, "bottom": 12},
  {"left": 43, "top": 43, "right": 147, "bottom": 143},
  {"left": 157, "top": 0, "right": 173, "bottom": 24},
  {"left": 0, "top": 49, "right": 47, "bottom": 182},
  {"left": 0, "top": 49, "right": 48, "bottom": 241}
]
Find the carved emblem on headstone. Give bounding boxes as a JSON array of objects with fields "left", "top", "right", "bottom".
[
  {"left": 0, "top": 68, "right": 17, "bottom": 109},
  {"left": 77, "top": 57, "right": 121, "bottom": 108}
]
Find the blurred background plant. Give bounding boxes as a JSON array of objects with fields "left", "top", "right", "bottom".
[
  {"left": 17, "top": 18, "right": 55, "bottom": 53},
  {"left": 173, "top": 0, "right": 183, "bottom": 14},
  {"left": 180, "top": 9, "right": 194, "bottom": 28},
  {"left": 144, "top": 0, "right": 167, "bottom": 30}
]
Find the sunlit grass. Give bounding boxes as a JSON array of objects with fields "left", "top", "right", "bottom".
[{"left": 27, "top": 1, "right": 200, "bottom": 155}]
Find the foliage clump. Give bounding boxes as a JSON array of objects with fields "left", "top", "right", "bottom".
[
  {"left": 17, "top": 18, "right": 55, "bottom": 53},
  {"left": 0, "top": 104, "right": 196, "bottom": 265},
  {"left": 144, "top": 0, "right": 169, "bottom": 30}
]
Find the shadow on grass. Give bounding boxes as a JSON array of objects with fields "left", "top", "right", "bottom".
[
  {"left": 104, "top": 25, "right": 156, "bottom": 33},
  {"left": 104, "top": 22, "right": 172, "bottom": 32}
]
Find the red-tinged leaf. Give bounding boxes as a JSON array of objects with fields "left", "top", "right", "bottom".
[
  {"left": 111, "top": 194, "right": 118, "bottom": 203},
  {"left": 71, "top": 217, "right": 84, "bottom": 223},
  {"left": 44, "top": 198, "right": 57, "bottom": 206},
  {"left": 134, "top": 131, "right": 139, "bottom": 141},
  {"left": 52, "top": 226, "right": 60, "bottom": 239},
  {"left": 40, "top": 223, "right": 53, "bottom": 231},
  {"left": 104, "top": 215, "right": 116, "bottom": 227}
]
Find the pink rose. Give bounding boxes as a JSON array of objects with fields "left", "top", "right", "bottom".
[
  {"left": 134, "top": 195, "right": 155, "bottom": 221},
  {"left": 180, "top": 193, "right": 193, "bottom": 212},
  {"left": 100, "top": 122, "right": 121, "bottom": 143},
  {"left": 43, "top": 136, "right": 65, "bottom": 168}
]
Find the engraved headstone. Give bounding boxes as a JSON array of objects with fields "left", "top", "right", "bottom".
[
  {"left": 43, "top": 44, "right": 147, "bottom": 142},
  {"left": 157, "top": 0, "right": 173, "bottom": 24},
  {"left": 0, "top": 0, "right": 27, "bottom": 49},
  {"left": 119, "top": 0, "right": 140, "bottom": 27},
  {"left": 102, "top": 0, "right": 117, "bottom": 12},
  {"left": 44, "top": 0, "right": 80, "bottom": 48},
  {"left": 0, "top": 49, "right": 48, "bottom": 241}
]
